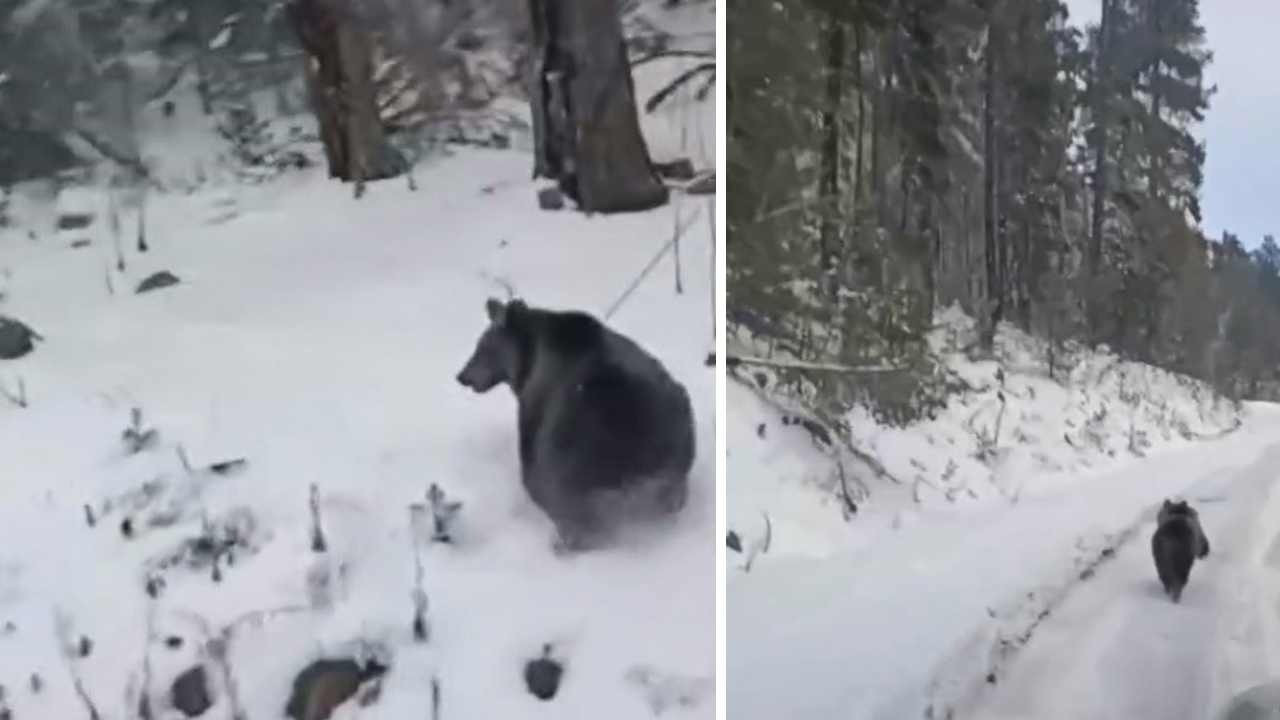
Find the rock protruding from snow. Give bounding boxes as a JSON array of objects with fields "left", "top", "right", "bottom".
[
  {"left": 653, "top": 158, "right": 695, "bottom": 180},
  {"left": 0, "top": 315, "right": 40, "bottom": 359},
  {"left": 536, "top": 187, "right": 565, "bottom": 211},
  {"left": 136, "top": 270, "right": 181, "bottom": 294},
  {"left": 170, "top": 665, "right": 212, "bottom": 717},
  {"left": 284, "top": 658, "right": 387, "bottom": 720},
  {"left": 524, "top": 646, "right": 564, "bottom": 701}
]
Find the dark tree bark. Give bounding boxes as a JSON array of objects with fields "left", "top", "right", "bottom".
[
  {"left": 853, "top": 23, "right": 865, "bottom": 213},
  {"left": 980, "top": 18, "right": 1002, "bottom": 353},
  {"left": 287, "top": 0, "right": 405, "bottom": 187},
  {"left": 528, "top": 0, "right": 668, "bottom": 213},
  {"left": 1088, "top": 0, "right": 1113, "bottom": 344},
  {"left": 818, "top": 17, "right": 845, "bottom": 293}
]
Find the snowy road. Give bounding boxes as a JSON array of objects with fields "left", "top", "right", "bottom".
[
  {"left": 728, "top": 401, "right": 1280, "bottom": 720},
  {"left": 973, "top": 436, "right": 1280, "bottom": 720}
]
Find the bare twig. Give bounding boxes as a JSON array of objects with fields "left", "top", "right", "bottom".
[
  {"left": 672, "top": 196, "right": 683, "bottom": 295},
  {"left": 834, "top": 458, "right": 860, "bottom": 519},
  {"left": 310, "top": 484, "right": 327, "bottom": 553},
  {"left": 644, "top": 62, "right": 715, "bottom": 113},
  {"left": 742, "top": 512, "right": 772, "bottom": 573},
  {"left": 409, "top": 505, "right": 429, "bottom": 642},
  {"left": 432, "top": 675, "right": 442, "bottom": 720},
  {"left": 136, "top": 192, "right": 148, "bottom": 253},
  {"left": 53, "top": 609, "right": 101, "bottom": 720},
  {"left": 136, "top": 597, "right": 157, "bottom": 720},
  {"left": 175, "top": 445, "right": 193, "bottom": 474},
  {"left": 604, "top": 205, "right": 704, "bottom": 321},
  {"left": 630, "top": 49, "right": 714, "bottom": 68},
  {"left": 174, "top": 605, "right": 307, "bottom": 720}
]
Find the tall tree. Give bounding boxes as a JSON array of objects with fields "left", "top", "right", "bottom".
[
  {"left": 528, "top": 0, "right": 668, "bottom": 213},
  {"left": 287, "top": 0, "right": 405, "bottom": 188}
]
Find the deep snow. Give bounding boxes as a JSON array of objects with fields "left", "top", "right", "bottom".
[
  {"left": 727, "top": 312, "right": 1280, "bottom": 720},
  {"left": 0, "top": 22, "right": 717, "bottom": 715}
]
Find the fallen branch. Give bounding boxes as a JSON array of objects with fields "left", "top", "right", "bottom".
[
  {"left": 726, "top": 354, "right": 903, "bottom": 374},
  {"left": 631, "top": 49, "right": 714, "bottom": 68},
  {"left": 834, "top": 458, "right": 861, "bottom": 519},
  {"left": 644, "top": 62, "right": 715, "bottom": 113},
  {"left": 730, "top": 374, "right": 905, "bottom": 487}
]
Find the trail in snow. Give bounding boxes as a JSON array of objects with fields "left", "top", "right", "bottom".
[
  {"left": 972, "top": 434, "right": 1280, "bottom": 720},
  {"left": 728, "top": 400, "right": 1280, "bottom": 720}
]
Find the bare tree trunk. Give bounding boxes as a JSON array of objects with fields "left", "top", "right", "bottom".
[
  {"left": 288, "top": 0, "right": 404, "bottom": 185},
  {"left": 870, "top": 35, "right": 883, "bottom": 224},
  {"left": 853, "top": 23, "right": 865, "bottom": 214},
  {"left": 980, "top": 20, "right": 1001, "bottom": 353},
  {"left": 819, "top": 17, "right": 845, "bottom": 295},
  {"left": 528, "top": 0, "right": 667, "bottom": 213},
  {"left": 1146, "top": 0, "right": 1163, "bottom": 203},
  {"left": 1088, "top": 0, "right": 1112, "bottom": 345}
]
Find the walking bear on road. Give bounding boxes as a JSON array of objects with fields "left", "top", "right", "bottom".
[
  {"left": 456, "top": 297, "right": 695, "bottom": 553},
  {"left": 1151, "top": 499, "right": 1211, "bottom": 603}
]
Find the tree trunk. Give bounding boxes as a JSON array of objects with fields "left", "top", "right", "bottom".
[
  {"left": 853, "top": 23, "right": 865, "bottom": 214},
  {"left": 870, "top": 35, "right": 883, "bottom": 224},
  {"left": 819, "top": 17, "right": 845, "bottom": 294},
  {"left": 528, "top": 0, "right": 668, "bottom": 213},
  {"left": 980, "top": 21, "right": 1000, "bottom": 353},
  {"left": 288, "top": 0, "right": 405, "bottom": 186},
  {"left": 1146, "top": 0, "right": 1163, "bottom": 203},
  {"left": 1088, "top": 0, "right": 1112, "bottom": 344}
]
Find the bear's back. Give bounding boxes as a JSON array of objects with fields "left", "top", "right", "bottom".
[{"left": 526, "top": 309, "right": 693, "bottom": 481}]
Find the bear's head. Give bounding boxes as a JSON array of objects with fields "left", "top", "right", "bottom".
[{"left": 456, "top": 297, "right": 528, "bottom": 393}]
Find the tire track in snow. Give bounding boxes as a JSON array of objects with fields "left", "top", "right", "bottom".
[{"left": 961, "top": 441, "right": 1280, "bottom": 720}]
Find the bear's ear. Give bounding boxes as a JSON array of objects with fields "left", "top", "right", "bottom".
[
  {"left": 1162, "top": 499, "right": 1173, "bottom": 509},
  {"left": 485, "top": 298, "right": 506, "bottom": 323}
]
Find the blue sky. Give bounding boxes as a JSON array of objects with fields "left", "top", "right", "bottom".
[{"left": 1063, "top": 0, "right": 1278, "bottom": 248}]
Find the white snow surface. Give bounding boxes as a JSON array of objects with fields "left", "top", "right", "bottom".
[
  {"left": 728, "top": 310, "right": 1280, "bottom": 720},
  {"left": 0, "top": 146, "right": 715, "bottom": 718}
]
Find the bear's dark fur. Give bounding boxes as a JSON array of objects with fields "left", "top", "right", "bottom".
[
  {"left": 457, "top": 298, "right": 695, "bottom": 552},
  {"left": 1151, "top": 499, "right": 1210, "bottom": 603}
]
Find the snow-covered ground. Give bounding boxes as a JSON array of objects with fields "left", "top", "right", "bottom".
[
  {"left": 0, "top": 24, "right": 716, "bottom": 718},
  {"left": 728, "top": 312, "right": 1280, "bottom": 720}
]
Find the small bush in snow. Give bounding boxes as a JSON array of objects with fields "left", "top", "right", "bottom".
[
  {"left": 122, "top": 407, "right": 160, "bottom": 454},
  {"left": 426, "top": 483, "right": 462, "bottom": 544}
]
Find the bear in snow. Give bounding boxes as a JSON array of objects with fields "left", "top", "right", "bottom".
[
  {"left": 1151, "top": 498, "right": 1210, "bottom": 603},
  {"left": 456, "top": 297, "right": 695, "bottom": 552}
]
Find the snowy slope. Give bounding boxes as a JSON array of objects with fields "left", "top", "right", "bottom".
[
  {"left": 0, "top": 123, "right": 714, "bottom": 720},
  {"left": 727, "top": 310, "right": 1280, "bottom": 720}
]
